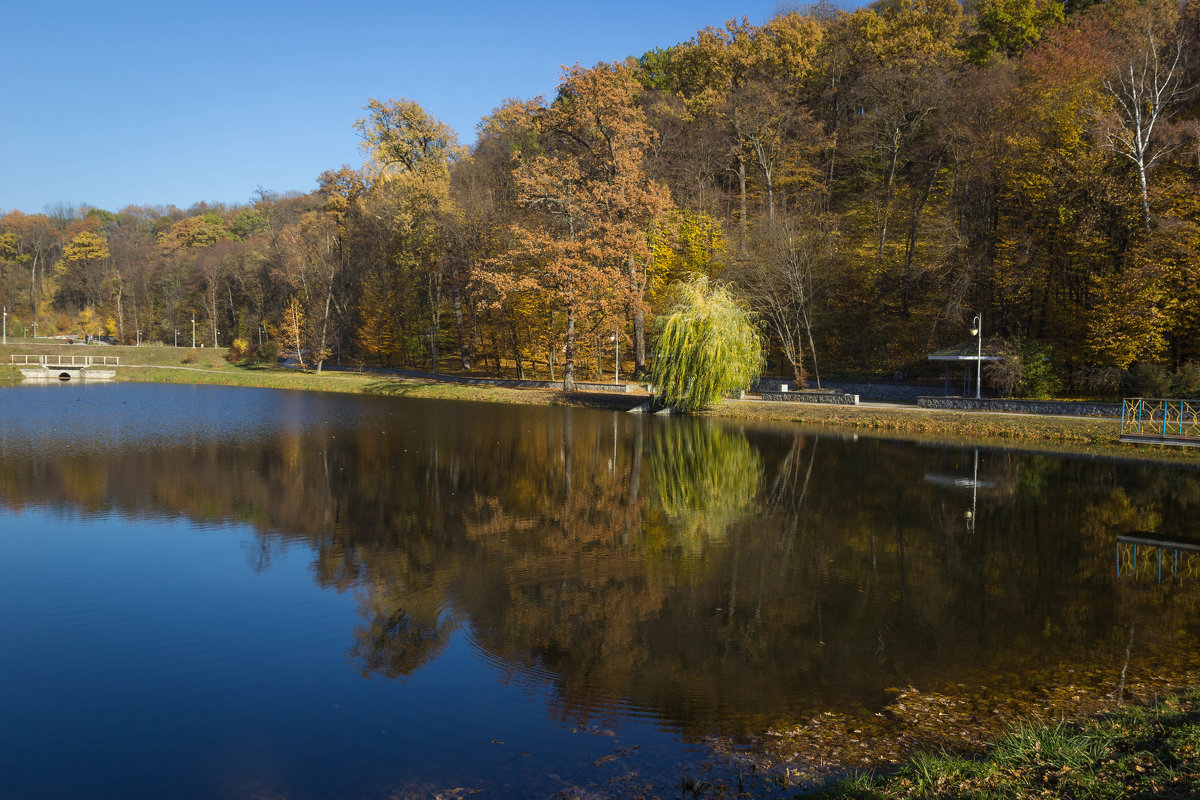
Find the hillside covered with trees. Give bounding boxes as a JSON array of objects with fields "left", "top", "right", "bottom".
[{"left": 3, "top": 0, "right": 1199, "bottom": 396}]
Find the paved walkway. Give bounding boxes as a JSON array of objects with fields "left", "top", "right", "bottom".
[{"left": 730, "top": 395, "right": 1110, "bottom": 422}]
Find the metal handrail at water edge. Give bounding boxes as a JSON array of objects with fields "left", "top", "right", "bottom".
[
  {"left": 1120, "top": 397, "right": 1200, "bottom": 444},
  {"left": 9, "top": 354, "right": 120, "bottom": 367}
]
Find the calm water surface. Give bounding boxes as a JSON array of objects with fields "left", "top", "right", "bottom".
[{"left": 1, "top": 382, "right": 1198, "bottom": 798}]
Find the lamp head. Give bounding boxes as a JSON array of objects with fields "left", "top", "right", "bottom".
[{"left": 970, "top": 326, "right": 978, "bottom": 336}]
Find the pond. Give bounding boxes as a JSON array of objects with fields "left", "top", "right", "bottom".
[{"left": 1, "top": 382, "right": 1198, "bottom": 798}]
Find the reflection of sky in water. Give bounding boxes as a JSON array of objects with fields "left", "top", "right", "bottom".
[
  {"left": 0, "top": 382, "right": 374, "bottom": 455},
  {"left": 0, "top": 504, "right": 692, "bottom": 800}
]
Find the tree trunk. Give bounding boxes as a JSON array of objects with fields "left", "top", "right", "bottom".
[
  {"left": 290, "top": 302, "right": 307, "bottom": 373},
  {"left": 315, "top": 290, "right": 332, "bottom": 375},
  {"left": 426, "top": 268, "right": 441, "bottom": 373},
  {"left": 29, "top": 252, "right": 39, "bottom": 316},
  {"left": 792, "top": 359, "right": 807, "bottom": 390},
  {"left": 209, "top": 288, "right": 219, "bottom": 348},
  {"left": 564, "top": 303, "right": 577, "bottom": 391},
  {"left": 452, "top": 279, "right": 470, "bottom": 369},
  {"left": 627, "top": 256, "right": 646, "bottom": 375},
  {"left": 803, "top": 309, "right": 821, "bottom": 390},
  {"left": 114, "top": 271, "right": 124, "bottom": 341},
  {"left": 737, "top": 154, "right": 748, "bottom": 241},
  {"left": 761, "top": 154, "right": 775, "bottom": 223},
  {"left": 509, "top": 322, "right": 524, "bottom": 379},
  {"left": 1138, "top": 162, "right": 1151, "bottom": 232},
  {"left": 633, "top": 306, "right": 646, "bottom": 375},
  {"left": 876, "top": 127, "right": 902, "bottom": 273}
]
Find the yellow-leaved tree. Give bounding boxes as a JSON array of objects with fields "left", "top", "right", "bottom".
[{"left": 354, "top": 98, "right": 462, "bottom": 371}]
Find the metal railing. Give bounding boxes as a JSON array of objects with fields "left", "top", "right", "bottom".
[
  {"left": 1117, "top": 533, "right": 1200, "bottom": 583},
  {"left": 9, "top": 355, "right": 120, "bottom": 367},
  {"left": 1120, "top": 398, "right": 1200, "bottom": 441}
]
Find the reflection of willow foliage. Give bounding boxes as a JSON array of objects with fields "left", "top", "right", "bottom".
[
  {"left": 650, "top": 274, "right": 763, "bottom": 413},
  {"left": 650, "top": 420, "right": 762, "bottom": 551},
  {"left": 349, "top": 582, "right": 460, "bottom": 679}
]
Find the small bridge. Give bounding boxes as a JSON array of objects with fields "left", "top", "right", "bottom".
[
  {"left": 10, "top": 354, "right": 119, "bottom": 381},
  {"left": 1120, "top": 398, "right": 1200, "bottom": 447}
]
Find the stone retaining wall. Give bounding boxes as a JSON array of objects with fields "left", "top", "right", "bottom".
[
  {"left": 752, "top": 378, "right": 950, "bottom": 402},
  {"left": 823, "top": 380, "right": 951, "bottom": 403},
  {"left": 752, "top": 378, "right": 792, "bottom": 393},
  {"left": 387, "top": 369, "right": 633, "bottom": 393},
  {"left": 572, "top": 382, "right": 633, "bottom": 393},
  {"left": 760, "top": 390, "right": 860, "bottom": 405},
  {"left": 917, "top": 396, "right": 1122, "bottom": 417}
]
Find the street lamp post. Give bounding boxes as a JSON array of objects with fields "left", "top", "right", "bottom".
[
  {"left": 192, "top": 315, "right": 196, "bottom": 349},
  {"left": 970, "top": 313, "right": 982, "bottom": 399},
  {"left": 2, "top": 306, "right": 6, "bottom": 345},
  {"left": 610, "top": 334, "right": 619, "bottom": 384},
  {"left": 174, "top": 329, "right": 178, "bottom": 347}
]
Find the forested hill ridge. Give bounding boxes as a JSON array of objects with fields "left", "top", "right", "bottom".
[{"left": 3, "top": 0, "right": 1199, "bottom": 397}]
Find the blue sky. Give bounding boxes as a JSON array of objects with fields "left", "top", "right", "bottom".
[{"left": 0, "top": 0, "right": 801, "bottom": 214}]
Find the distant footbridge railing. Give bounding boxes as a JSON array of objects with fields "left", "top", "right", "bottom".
[
  {"left": 10, "top": 354, "right": 120, "bottom": 367},
  {"left": 1120, "top": 398, "right": 1200, "bottom": 446}
]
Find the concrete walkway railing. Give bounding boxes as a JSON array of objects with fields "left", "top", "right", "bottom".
[{"left": 11, "top": 354, "right": 120, "bottom": 367}]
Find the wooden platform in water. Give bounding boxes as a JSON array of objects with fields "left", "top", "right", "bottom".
[{"left": 1120, "top": 433, "right": 1200, "bottom": 448}]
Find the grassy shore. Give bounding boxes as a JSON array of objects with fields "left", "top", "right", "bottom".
[
  {"left": 708, "top": 397, "right": 1118, "bottom": 445},
  {"left": 2, "top": 341, "right": 1195, "bottom": 462},
  {"left": 811, "top": 689, "right": 1200, "bottom": 799}
]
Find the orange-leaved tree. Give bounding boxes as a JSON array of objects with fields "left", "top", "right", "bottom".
[{"left": 494, "top": 62, "right": 672, "bottom": 387}]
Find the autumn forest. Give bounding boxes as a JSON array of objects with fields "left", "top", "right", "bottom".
[{"left": 3, "top": 0, "right": 1200, "bottom": 395}]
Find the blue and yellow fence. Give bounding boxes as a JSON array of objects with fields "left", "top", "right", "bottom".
[
  {"left": 1120, "top": 398, "right": 1200, "bottom": 446},
  {"left": 1117, "top": 533, "right": 1200, "bottom": 584}
]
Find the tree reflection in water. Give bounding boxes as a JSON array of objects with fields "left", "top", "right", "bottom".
[
  {"left": 2, "top": 392, "right": 1200, "bottom": 745},
  {"left": 649, "top": 417, "right": 762, "bottom": 554}
]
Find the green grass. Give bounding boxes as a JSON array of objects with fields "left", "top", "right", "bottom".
[
  {"left": 813, "top": 690, "right": 1200, "bottom": 799},
  {"left": 708, "top": 398, "right": 1119, "bottom": 445}
]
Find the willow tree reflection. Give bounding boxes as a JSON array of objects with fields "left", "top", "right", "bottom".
[
  {"left": 350, "top": 576, "right": 460, "bottom": 679},
  {"left": 648, "top": 417, "right": 762, "bottom": 554}
]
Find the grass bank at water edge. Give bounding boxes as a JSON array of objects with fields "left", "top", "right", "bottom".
[
  {"left": 811, "top": 689, "right": 1200, "bottom": 799},
  {"left": 2, "top": 342, "right": 1196, "bottom": 460}
]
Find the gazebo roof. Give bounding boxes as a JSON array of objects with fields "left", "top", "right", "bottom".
[{"left": 928, "top": 340, "right": 1005, "bottom": 361}]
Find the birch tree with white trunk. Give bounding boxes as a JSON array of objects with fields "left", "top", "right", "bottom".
[{"left": 1101, "top": 32, "right": 1187, "bottom": 232}]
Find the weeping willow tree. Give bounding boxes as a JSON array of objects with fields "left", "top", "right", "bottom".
[{"left": 650, "top": 274, "right": 764, "bottom": 413}]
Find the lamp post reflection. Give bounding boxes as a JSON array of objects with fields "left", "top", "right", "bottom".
[{"left": 924, "top": 448, "right": 993, "bottom": 534}]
